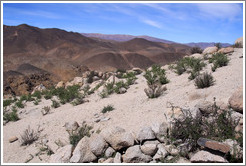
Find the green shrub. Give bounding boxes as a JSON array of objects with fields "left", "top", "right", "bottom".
[
  {"left": 69, "top": 123, "right": 92, "bottom": 147},
  {"left": 105, "top": 82, "right": 114, "bottom": 95},
  {"left": 190, "top": 46, "right": 203, "bottom": 54},
  {"left": 3, "top": 99, "right": 14, "bottom": 107},
  {"left": 15, "top": 100, "right": 24, "bottom": 108},
  {"left": 71, "top": 96, "right": 85, "bottom": 106},
  {"left": 99, "top": 90, "right": 109, "bottom": 98},
  {"left": 214, "top": 42, "right": 222, "bottom": 49},
  {"left": 144, "top": 64, "right": 169, "bottom": 85},
  {"left": 33, "top": 99, "right": 41, "bottom": 105},
  {"left": 51, "top": 100, "right": 60, "bottom": 108},
  {"left": 144, "top": 84, "right": 167, "bottom": 99},
  {"left": 114, "top": 81, "right": 127, "bottom": 94},
  {"left": 209, "top": 53, "right": 229, "bottom": 72},
  {"left": 101, "top": 105, "right": 114, "bottom": 113},
  {"left": 194, "top": 72, "right": 215, "bottom": 89},
  {"left": 32, "top": 91, "right": 42, "bottom": 99},
  {"left": 55, "top": 85, "right": 80, "bottom": 104},
  {"left": 3, "top": 108, "right": 19, "bottom": 122}
]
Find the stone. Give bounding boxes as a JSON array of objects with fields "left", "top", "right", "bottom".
[
  {"left": 190, "top": 53, "right": 203, "bottom": 59},
  {"left": 31, "top": 84, "right": 46, "bottom": 94},
  {"left": 106, "top": 75, "right": 119, "bottom": 84},
  {"left": 105, "top": 147, "right": 116, "bottom": 158},
  {"left": 202, "top": 46, "right": 218, "bottom": 55},
  {"left": 235, "top": 37, "right": 243, "bottom": 46},
  {"left": 89, "top": 134, "right": 108, "bottom": 157},
  {"left": 56, "top": 81, "right": 65, "bottom": 89},
  {"left": 151, "top": 122, "right": 168, "bottom": 143},
  {"left": 70, "top": 136, "right": 97, "bottom": 163},
  {"left": 122, "top": 145, "right": 152, "bottom": 163},
  {"left": 98, "top": 158, "right": 106, "bottom": 163},
  {"left": 9, "top": 136, "right": 18, "bottom": 143},
  {"left": 228, "top": 86, "right": 243, "bottom": 113},
  {"left": 98, "top": 72, "right": 103, "bottom": 78},
  {"left": 101, "top": 126, "right": 134, "bottom": 150},
  {"left": 190, "top": 150, "right": 228, "bottom": 163},
  {"left": 71, "top": 77, "right": 83, "bottom": 86},
  {"left": 166, "top": 155, "right": 174, "bottom": 161},
  {"left": 103, "top": 158, "right": 114, "bottom": 163},
  {"left": 153, "top": 144, "right": 168, "bottom": 161},
  {"left": 197, "top": 138, "right": 230, "bottom": 154},
  {"left": 64, "top": 121, "right": 79, "bottom": 134},
  {"left": 144, "top": 140, "right": 160, "bottom": 146},
  {"left": 140, "top": 144, "right": 157, "bottom": 156},
  {"left": 165, "top": 145, "right": 179, "bottom": 156},
  {"left": 235, "top": 118, "right": 243, "bottom": 133},
  {"left": 166, "top": 107, "right": 184, "bottom": 121},
  {"left": 49, "top": 145, "right": 73, "bottom": 163},
  {"left": 137, "top": 126, "right": 156, "bottom": 143},
  {"left": 113, "top": 152, "right": 122, "bottom": 163},
  {"left": 177, "top": 157, "right": 191, "bottom": 163},
  {"left": 218, "top": 47, "right": 234, "bottom": 54},
  {"left": 195, "top": 100, "right": 214, "bottom": 116},
  {"left": 231, "top": 111, "right": 243, "bottom": 124},
  {"left": 93, "top": 76, "right": 100, "bottom": 82},
  {"left": 223, "top": 139, "right": 243, "bottom": 160},
  {"left": 119, "top": 87, "right": 127, "bottom": 94}
]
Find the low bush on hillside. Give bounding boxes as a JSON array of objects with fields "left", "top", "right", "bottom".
[
  {"left": 209, "top": 53, "right": 229, "bottom": 72},
  {"left": 20, "top": 126, "right": 40, "bottom": 146},
  {"left": 168, "top": 101, "right": 241, "bottom": 157},
  {"left": 3, "top": 107, "right": 19, "bottom": 122},
  {"left": 114, "top": 81, "right": 128, "bottom": 94},
  {"left": 51, "top": 99, "right": 60, "bottom": 108},
  {"left": 169, "top": 57, "right": 206, "bottom": 80},
  {"left": 101, "top": 105, "right": 114, "bottom": 113},
  {"left": 190, "top": 46, "right": 203, "bottom": 54},
  {"left": 69, "top": 122, "right": 93, "bottom": 147},
  {"left": 15, "top": 100, "right": 24, "bottom": 108},
  {"left": 233, "top": 42, "right": 243, "bottom": 48},
  {"left": 194, "top": 72, "right": 215, "bottom": 89},
  {"left": 32, "top": 91, "right": 42, "bottom": 99},
  {"left": 144, "top": 64, "right": 168, "bottom": 98},
  {"left": 87, "top": 71, "right": 96, "bottom": 84},
  {"left": 214, "top": 42, "right": 222, "bottom": 49},
  {"left": 3, "top": 99, "right": 15, "bottom": 107},
  {"left": 71, "top": 95, "right": 85, "bottom": 106},
  {"left": 33, "top": 99, "right": 41, "bottom": 105}
]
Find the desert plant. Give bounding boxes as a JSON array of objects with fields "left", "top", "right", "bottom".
[
  {"left": 3, "top": 108, "right": 19, "bottom": 122},
  {"left": 144, "top": 84, "right": 167, "bottom": 98},
  {"left": 209, "top": 53, "right": 229, "bottom": 72},
  {"left": 55, "top": 85, "right": 80, "bottom": 104},
  {"left": 194, "top": 72, "right": 215, "bottom": 89},
  {"left": 104, "top": 82, "right": 114, "bottom": 95},
  {"left": 41, "top": 106, "right": 51, "bottom": 115},
  {"left": 33, "top": 99, "right": 41, "bottom": 105},
  {"left": 15, "top": 100, "right": 24, "bottom": 108},
  {"left": 20, "top": 126, "right": 40, "bottom": 146},
  {"left": 71, "top": 96, "right": 85, "bottom": 106},
  {"left": 37, "top": 144, "right": 54, "bottom": 156},
  {"left": 114, "top": 81, "right": 127, "bottom": 94},
  {"left": 51, "top": 100, "right": 60, "bottom": 108},
  {"left": 3, "top": 99, "right": 14, "bottom": 107},
  {"left": 69, "top": 122, "right": 92, "bottom": 147},
  {"left": 190, "top": 46, "right": 203, "bottom": 54},
  {"left": 101, "top": 105, "right": 114, "bottom": 113},
  {"left": 144, "top": 64, "right": 169, "bottom": 85},
  {"left": 32, "top": 91, "right": 42, "bottom": 99},
  {"left": 214, "top": 42, "right": 222, "bottom": 49}
]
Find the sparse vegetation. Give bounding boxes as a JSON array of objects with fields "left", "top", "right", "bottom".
[
  {"left": 194, "top": 72, "right": 215, "bottom": 89},
  {"left": 69, "top": 122, "right": 93, "bottom": 147},
  {"left": 3, "top": 99, "right": 14, "bottom": 107},
  {"left": 20, "top": 126, "right": 40, "bottom": 146},
  {"left": 15, "top": 100, "right": 24, "bottom": 108},
  {"left": 144, "top": 64, "right": 168, "bottom": 98},
  {"left": 101, "top": 105, "right": 114, "bottom": 113},
  {"left": 71, "top": 95, "right": 85, "bottom": 106},
  {"left": 41, "top": 106, "right": 51, "bottom": 115},
  {"left": 3, "top": 107, "right": 19, "bottom": 122},
  {"left": 190, "top": 46, "right": 203, "bottom": 54},
  {"left": 168, "top": 100, "right": 241, "bottom": 155},
  {"left": 209, "top": 53, "right": 229, "bottom": 72},
  {"left": 114, "top": 81, "right": 127, "bottom": 94},
  {"left": 51, "top": 99, "right": 60, "bottom": 108},
  {"left": 214, "top": 42, "right": 222, "bottom": 49},
  {"left": 169, "top": 57, "right": 206, "bottom": 80},
  {"left": 32, "top": 91, "right": 42, "bottom": 99},
  {"left": 33, "top": 99, "right": 41, "bottom": 105}
]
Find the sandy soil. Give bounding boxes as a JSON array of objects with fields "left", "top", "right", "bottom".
[{"left": 2, "top": 48, "right": 243, "bottom": 163}]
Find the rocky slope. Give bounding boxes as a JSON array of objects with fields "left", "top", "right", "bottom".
[{"left": 3, "top": 44, "right": 243, "bottom": 163}]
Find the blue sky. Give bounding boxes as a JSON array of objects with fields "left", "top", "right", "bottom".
[{"left": 3, "top": 3, "right": 243, "bottom": 44}]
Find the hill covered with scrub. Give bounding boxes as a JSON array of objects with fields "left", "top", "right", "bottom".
[{"left": 2, "top": 37, "right": 244, "bottom": 163}]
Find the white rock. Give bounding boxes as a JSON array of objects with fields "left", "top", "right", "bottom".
[
  {"left": 165, "top": 145, "right": 179, "bottom": 156},
  {"left": 105, "top": 147, "right": 116, "bottom": 158},
  {"left": 122, "top": 145, "right": 152, "bottom": 163},
  {"left": 190, "top": 150, "right": 228, "bottom": 163},
  {"left": 49, "top": 145, "right": 73, "bottom": 163},
  {"left": 89, "top": 134, "right": 108, "bottom": 157},
  {"left": 113, "top": 152, "right": 122, "bottom": 163},
  {"left": 137, "top": 126, "right": 156, "bottom": 142},
  {"left": 140, "top": 144, "right": 157, "bottom": 156},
  {"left": 153, "top": 144, "right": 168, "bottom": 160},
  {"left": 202, "top": 46, "right": 218, "bottom": 55},
  {"left": 151, "top": 122, "right": 168, "bottom": 143}
]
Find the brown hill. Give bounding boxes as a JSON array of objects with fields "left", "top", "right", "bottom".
[{"left": 3, "top": 24, "right": 191, "bottom": 95}]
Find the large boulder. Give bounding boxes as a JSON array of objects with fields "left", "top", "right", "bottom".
[
  {"left": 104, "top": 147, "right": 116, "bottom": 158},
  {"left": 152, "top": 144, "right": 168, "bottom": 161},
  {"left": 151, "top": 122, "right": 168, "bottom": 143},
  {"left": 137, "top": 126, "right": 156, "bottom": 143},
  {"left": 228, "top": 86, "right": 243, "bottom": 113},
  {"left": 197, "top": 138, "right": 230, "bottom": 154},
  {"left": 49, "top": 145, "right": 73, "bottom": 163},
  {"left": 122, "top": 145, "right": 152, "bottom": 163},
  {"left": 218, "top": 47, "right": 234, "bottom": 54},
  {"left": 190, "top": 53, "right": 203, "bottom": 59},
  {"left": 190, "top": 150, "right": 228, "bottom": 163},
  {"left": 89, "top": 134, "right": 108, "bottom": 157},
  {"left": 70, "top": 136, "right": 97, "bottom": 163},
  {"left": 235, "top": 37, "right": 243, "bottom": 46},
  {"left": 140, "top": 143, "right": 158, "bottom": 156},
  {"left": 101, "top": 126, "right": 134, "bottom": 151},
  {"left": 202, "top": 46, "right": 218, "bottom": 55}
]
